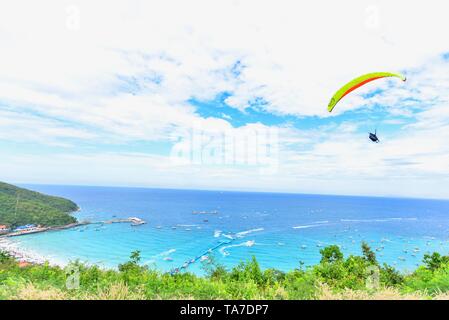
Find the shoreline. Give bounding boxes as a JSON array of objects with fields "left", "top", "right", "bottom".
[
  {"left": 0, "top": 237, "right": 66, "bottom": 267},
  {"left": 0, "top": 217, "right": 144, "bottom": 239},
  {"left": 0, "top": 217, "right": 147, "bottom": 268},
  {"left": 0, "top": 222, "right": 89, "bottom": 238},
  {"left": 0, "top": 221, "right": 87, "bottom": 267},
  {"left": 0, "top": 217, "right": 88, "bottom": 267}
]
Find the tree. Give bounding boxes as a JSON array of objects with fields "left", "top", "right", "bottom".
[
  {"left": 118, "top": 250, "right": 145, "bottom": 274},
  {"left": 423, "top": 252, "right": 449, "bottom": 271},
  {"left": 361, "top": 241, "right": 377, "bottom": 265},
  {"left": 201, "top": 253, "right": 227, "bottom": 280},
  {"left": 319, "top": 245, "right": 343, "bottom": 264},
  {"left": 130, "top": 250, "right": 141, "bottom": 264}
]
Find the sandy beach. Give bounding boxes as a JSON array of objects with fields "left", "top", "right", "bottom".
[
  {"left": 0, "top": 238, "right": 65, "bottom": 267},
  {"left": 0, "top": 222, "right": 90, "bottom": 267}
]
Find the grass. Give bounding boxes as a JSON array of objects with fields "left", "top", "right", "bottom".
[{"left": 2, "top": 244, "right": 449, "bottom": 300}]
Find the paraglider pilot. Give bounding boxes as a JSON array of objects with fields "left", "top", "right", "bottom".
[{"left": 369, "top": 130, "right": 379, "bottom": 143}]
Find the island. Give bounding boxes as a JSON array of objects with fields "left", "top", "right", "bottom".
[{"left": 0, "top": 181, "right": 79, "bottom": 234}]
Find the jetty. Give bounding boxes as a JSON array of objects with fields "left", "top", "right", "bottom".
[
  {"left": 1, "top": 222, "right": 90, "bottom": 238},
  {"left": 170, "top": 238, "right": 235, "bottom": 275},
  {"left": 0, "top": 217, "right": 146, "bottom": 238},
  {"left": 100, "top": 217, "right": 146, "bottom": 225}
]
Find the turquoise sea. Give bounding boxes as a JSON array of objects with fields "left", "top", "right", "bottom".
[{"left": 7, "top": 185, "right": 449, "bottom": 275}]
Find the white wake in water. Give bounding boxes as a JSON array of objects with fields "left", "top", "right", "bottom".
[
  {"left": 220, "top": 240, "right": 256, "bottom": 256},
  {"left": 145, "top": 248, "right": 177, "bottom": 264},
  {"left": 235, "top": 228, "right": 264, "bottom": 237},
  {"left": 293, "top": 220, "right": 330, "bottom": 229},
  {"left": 341, "top": 218, "right": 418, "bottom": 223}
]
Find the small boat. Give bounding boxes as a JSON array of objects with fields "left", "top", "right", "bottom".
[
  {"left": 301, "top": 245, "right": 307, "bottom": 249},
  {"left": 163, "top": 257, "right": 173, "bottom": 261},
  {"left": 129, "top": 217, "right": 146, "bottom": 224}
]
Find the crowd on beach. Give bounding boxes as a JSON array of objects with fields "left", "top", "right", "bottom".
[{"left": 0, "top": 238, "right": 59, "bottom": 266}]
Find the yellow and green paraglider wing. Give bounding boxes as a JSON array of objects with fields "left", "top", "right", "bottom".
[{"left": 328, "top": 72, "right": 406, "bottom": 112}]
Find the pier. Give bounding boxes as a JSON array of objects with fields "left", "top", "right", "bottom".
[
  {"left": 1, "top": 222, "right": 90, "bottom": 238},
  {"left": 0, "top": 217, "right": 146, "bottom": 238},
  {"left": 99, "top": 217, "right": 146, "bottom": 225},
  {"left": 170, "top": 237, "right": 235, "bottom": 274}
]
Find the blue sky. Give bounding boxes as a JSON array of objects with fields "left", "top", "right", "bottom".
[{"left": 1, "top": 0, "right": 449, "bottom": 198}]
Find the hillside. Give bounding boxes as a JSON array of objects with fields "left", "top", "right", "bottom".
[{"left": 0, "top": 182, "right": 78, "bottom": 228}]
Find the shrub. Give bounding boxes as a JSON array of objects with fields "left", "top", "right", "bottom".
[
  {"left": 423, "top": 252, "right": 449, "bottom": 271},
  {"left": 319, "top": 245, "right": 343, "bottom": 264},
  {"left": 361, "top": 241, "right": 377, "bottom": 265}
]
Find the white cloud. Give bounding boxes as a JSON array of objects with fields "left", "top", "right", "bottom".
[
  {"left": 1, "top": 0, "right": 449, "bottom": 197},
  {"left": 2, "top": 0, "right": 449, "bottom": 117}
]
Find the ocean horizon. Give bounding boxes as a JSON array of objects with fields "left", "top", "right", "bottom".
[{"left": 5, "top": 184, "right": 449, "bottom": 275}]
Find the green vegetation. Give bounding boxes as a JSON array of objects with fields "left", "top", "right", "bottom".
[
  {"left": 2, "top": 242, "right": 449, "bottom": 300},
  {"left": 0, "top": 182, "right": 78, "bottom": 228}
]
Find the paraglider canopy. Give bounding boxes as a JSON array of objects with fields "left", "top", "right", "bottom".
[{"left": 328, "top": 72, "right": 406, "bottom": 113}]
